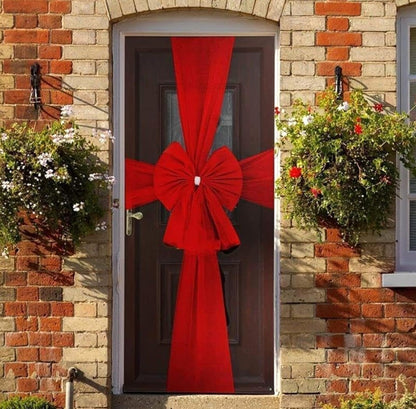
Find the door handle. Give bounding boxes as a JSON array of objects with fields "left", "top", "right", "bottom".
[{"left": 126, "top": 209, "right": 143, "bottom": 236}]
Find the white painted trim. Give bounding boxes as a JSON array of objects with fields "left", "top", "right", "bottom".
[
  {"left": 112, "top": 10, "right": 280, "bottom": 395},
  {"left": 384, "top": 8, "right": 416, "bottom": 285}
]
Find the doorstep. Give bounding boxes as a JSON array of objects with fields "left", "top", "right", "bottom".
[{"left": 112, "top": 394, "right": 280, "bottom": 409}]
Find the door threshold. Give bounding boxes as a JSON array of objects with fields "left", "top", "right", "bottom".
[{"left": 112, "top": 393, "right": 280, "bottom": 409}]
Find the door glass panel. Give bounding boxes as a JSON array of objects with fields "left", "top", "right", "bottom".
[
  {"left": 163, "top": 87, "right": 234, "bottom": 151},
  {"left": 410, "top": 170, "right": 416, "bottom": 194},
  {"left": 409, "top": 83, "right": 416, "bottom": 121}
]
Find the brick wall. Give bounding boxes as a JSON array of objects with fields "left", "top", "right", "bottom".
[
  {"left": 0, "top": 1, "right": 111, "bottom": 408},
  {"left": 1, "top": 0, "right": 416, "bottom": 409}
]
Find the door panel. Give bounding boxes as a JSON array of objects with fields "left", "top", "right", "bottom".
[{"left": 124, "top": 36, "right": 274, "bottom": 393}]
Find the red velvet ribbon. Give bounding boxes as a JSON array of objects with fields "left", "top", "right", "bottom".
[{"left": 125, "top": 37, "right": 274, "bottom": 393}]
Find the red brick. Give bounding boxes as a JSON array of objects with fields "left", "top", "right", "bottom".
[
  {"left": 385, "top": 303, "right": 416, "bottom": 318},
  {"left": 362, "top": 363, "right": 384, "bottom": 378},
  {"left": 28, "top": 332, "right": 52, "bottom": 347},
  {"left": 40, "top": 378, "right": 61, "bottom": 392},
  {"left": 17, "top": 377, "right": 38, "bottom": 392},
  {"left": 327, "top": 319, "right": 349, "bottom": 333},
  {"left": 16, "top": 317, "right": 38, "bottom": 331},
  {"left": 349, "top": 288, "right": 394, "bottom": 303},
  {"left": 50, "top": 30, "right": 72, "bottom": 44},
  {"left": 39, "top": 317, "right": 62, "bottom": 331},
  {"left": 361, "top": 304, "right": 383, "bottom": 318},
  {"left": 16, "top": 256, "right": 40, "bottom": 272},
  {"left": 4, "top": 30, "right": 49, "bottom": 44},
  {"left": 53, "top": 393, "right": 66, "bottom": 409},
  {"left": 316, "top": 303, "right": 361, "bottom": 318},
  {"left": 327, "top": 349, "right": 347, "bottom": 363},
  {"left": 49, "top": 0, "right": 71, "bottom": 13},
  {"left": 315, "top": 2, "right": 361, "bottom": 16},
  {"left": 40, "top": 105, "right": 61, "bottom": 120},
  {"left": 50, "top": 60, "right": 73, "bottom": 74},
  {"left": 396, "top": 318, "right": 416, "bottom": 332},
  {"left": 316, "top": 32, "right": 362, "bottom": 47},
  {"left": 52, "top": 364, "right": 68, "bottom": 377},
  {"left": 326, "top": 379, "right": 348, "bottom": 393},
  {"left": 39, "top": 45, "right": 62, "bottom": 60},
  {"left": 327, "top": 47, "right": 350, "bottom": 61},
  {"left": 327, "top": 258, "right": 349, "bottom": 273},
  {"left": 38, "top": 15, "right": 62, "bottom": 29},
  {"left": 315, "top": 243, "right": 360, "bottom": 258},
  {"left": 4, "top": 60, "right": 37, "bottom": 75},
  {"left": 17, "top": 347, "right": 39, "bottom": 362},
  {"left": 28, "top": 362, "right": 52, "bottom": 377},
  {"left": 51, "top": 302, "right": 74, "bottom": 317},
  {"left": 5, "top": 332, "right": 28, "bottom": 346},
  {"left": 363, "top": 334, "right": 385, "bottom": 347},
  {"left": 5, "top": 272, "right": 27, "bottom": 287},
  {"left": 50, "top": 90, "right": 73, "bottom": 105},
  {"left": 350, "top": 349, "right": 395, "bottom": 363},
  {"left": 15, "top": 15, "right": 38, "bottom": 29},
  {"left": 351, "top": 379, "right": 395, "bottom": 393},
  {"left": 326, "top": 288, "right": 349, "bottom": 302},
  {"left": 350, "top": 318, "right": 395, "bottom": 334},
  {"left": 4, "top": 0, "right": 48, "bottom": 13},
  {"left": 327, "top": 17, "right": 349, "bottom": 31},
  {"left": 325, "top": 228, "right": 343, "bottom": 242},
  {"left": 39, "top": 347, "right": 62, "bottom": 363},
  {"left": 16, "top": 105, "right": 40, "bottom": 120},
  {"left": 317, "top": 62, "right": 362, "bottom": 77},
  {"left": 395, "top": 289, "right": 416, "bottom": 302},
  {"left": 5, "top": 363, "right": 28, "bottom": 377},
  {"left": 15, "top": 45, "right": 38, "bottom": 59},
  {"left": 316, "top": 273, "right": 361, "bottom": 288},
  {"left": 40, "top": 75, "right": 63, "bottom": 90},
  {"left": 5, "top": 302, "right": 27, "bottom": 316},
  {"left": 27, "top": 302, "right": 51, "bottom": 317},
  {"left": 28, "top": 271, "right": 74, "bottom": 287},
  {"left": 52, "top": 333, "right": 74, "bottom": 347},
  {"left": 40, "top": 256, "right": 62, "bottom": 273}
]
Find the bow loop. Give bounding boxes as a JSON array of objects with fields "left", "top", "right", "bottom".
[{"left": 154, "top": 142, "right": 242, "bottom": 253}]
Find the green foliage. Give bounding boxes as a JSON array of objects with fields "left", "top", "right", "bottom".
[
  {"left": 0, "top": 108, "right": 113, "bottom": 255},
  {"left": 0, "top": 396, "right": 56, "bottom": 409},
  {"left": 275, "top": 89, "right": 416, "bottom": 245}
]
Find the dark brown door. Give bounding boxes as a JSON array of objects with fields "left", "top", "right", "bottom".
[{"left": 124, "top": 36, "right": 274, "bottom": 394}]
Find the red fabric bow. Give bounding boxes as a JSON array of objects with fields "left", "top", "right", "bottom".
[{"left": 125, "top": 37, "right": 274, "bottom": 393}]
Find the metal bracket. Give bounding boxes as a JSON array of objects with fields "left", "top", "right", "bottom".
[
  {"left": 29, "top": 63, "right": 42, "bottom": 110},
  {"left": 126, "top": 209, "right": 143, "bottom": 236},
  {"left": 335, "top": 65, "right": 343, "bottom": 101}
]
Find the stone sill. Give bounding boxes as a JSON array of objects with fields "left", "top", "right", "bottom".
[
  {"left": 112, "top": 394, "right": 280, "bottom": 409},
  {"left": 382, "top": 272, "right": 416, "bottom": 287}
]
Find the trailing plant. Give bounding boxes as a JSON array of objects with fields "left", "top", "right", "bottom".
[
  {"left": 275, "top": 89, "right": 416, "bottom": 245},
  {"left": 0, "top": 106, "right": 114, "bottom": 256},
  {"left": 0, "top": 396, "right": 56, "bottom": 409}
]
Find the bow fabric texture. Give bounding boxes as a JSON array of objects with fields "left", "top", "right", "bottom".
[{"left": 125, "top": 37, "right": 274, "bottom": 393}]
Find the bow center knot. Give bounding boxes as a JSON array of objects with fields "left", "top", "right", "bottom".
[{"left": 194, "top": 176, "right": 201, "bottom": 186}]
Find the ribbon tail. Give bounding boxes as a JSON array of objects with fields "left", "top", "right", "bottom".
[{"left": 167, "top": 252, "right": 234, "bottom": 393}]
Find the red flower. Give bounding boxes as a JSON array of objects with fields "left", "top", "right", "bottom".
[
  {"left": 374, "top": 103, "right": 383, "bottom": 112},
  {"left": 310, "top": 187, "right": 322, "bottom": 198},
  {"left": 354, "top": 123, "right": 363, "bottom": 134},
  {"left": 274, "top": 107, "right": 280, "bottom": 115},
  {"left": 289, "top": 166, "right": 302, "bottom": 178}
]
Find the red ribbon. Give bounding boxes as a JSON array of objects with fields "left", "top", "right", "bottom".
[{"left": 125, "top": 37, "right": 274, "bottom": 393}]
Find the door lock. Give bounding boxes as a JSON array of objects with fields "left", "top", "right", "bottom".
[{"left": 126, "top": 209, "right": 143, "bottom": 236}]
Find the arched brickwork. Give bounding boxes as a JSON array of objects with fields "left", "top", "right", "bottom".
[{"left": 103, "top": 0, "right": 284, "bottom": 22}]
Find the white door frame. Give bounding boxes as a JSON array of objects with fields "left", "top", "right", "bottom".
[{"left": 111, "top": 9, "right": 280, "bottom": 395}]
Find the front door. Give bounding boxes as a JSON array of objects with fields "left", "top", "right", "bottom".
[{"left": 124, "top": 36, "right": 274, "bottom": 394}]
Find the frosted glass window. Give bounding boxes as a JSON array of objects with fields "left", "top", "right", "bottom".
[
  {"left": 410, "top": 28, "right": 416, "bottom": 75},
  {"left": 410, "top": 201, "right": 416, "bottom": 251}
]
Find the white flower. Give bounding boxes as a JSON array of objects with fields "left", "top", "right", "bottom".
[
  {"left": 60, "top": 105, "right": 74, "bottom": 118},
  {"left": 88, "top": 173, "right": 102, "bottom": 181},
  {"left": 288, "top": 118, "right": 296, "bottom": 127},
  {"left": 2, "top": 247, "right": 9, "bottom": 258},
  {"left": 73, "top": 202, "right": 84, "bottom": 212},
  {"left": 1, "top": 133, "right": 8, "bottom": 141},
  {"left": 95, "top": 221, "right": 107, "bottom": 231},
  {"left": 105, "top": 175, "right": 116, "bottom": 188},
  {"left": 337, "top": 101, "right": 350, "bottom": 111},
  {"left": 302, "top": 115, "right": 313, "bottom": 125},
  {"left": 93, "top": 129, "right": 115, "bottom": 144},
  {"left": 1, "top": 181, "right": 14, "bottom": 191},
  {"left": 37, "top": 152, "right": 53, "bottom": 167},
  {"left": 45, "top": 169, "right": 55, "bottom": 179}
]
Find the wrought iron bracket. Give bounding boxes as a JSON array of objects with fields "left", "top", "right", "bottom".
[
  {"left": 335, "top": 65, "right": 343, "bottom": 101},
  {"left": 29, "top": 63, "right": 42, "bottom": 110}
]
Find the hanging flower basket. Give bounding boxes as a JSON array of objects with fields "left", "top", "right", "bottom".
[
  {"left": 0, "top": 106, "right": 114, "bottom": 256},
  {"left": 275, "top": 89, "right": 416, "bottom": 246}
]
